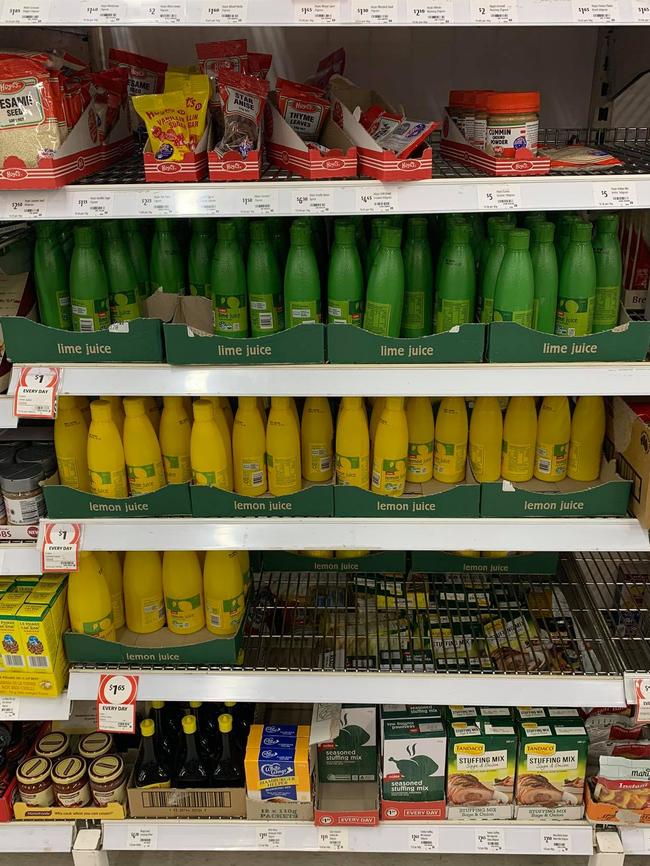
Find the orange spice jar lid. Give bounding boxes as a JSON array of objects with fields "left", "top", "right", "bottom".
[{"left": 487, "top": 91, "right": 540, "bottom": 115}]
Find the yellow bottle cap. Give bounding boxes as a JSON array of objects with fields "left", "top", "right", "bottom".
[
  {"left": 218, "top": 713, "right": 233, "bottom": 733},
  {"left": 193, "top": 399, "right": 214, "bottom": 421},
  {"left": 224, "top": 701, "right": 236, "bottom": 708},
  {"left": 182, "top": 715, "right": 197, "bottom": 735},
  {"left": 90, "top": 399, "right": 113, "bottom": 422},
  {"left": 189, "top": 701, "right": 202, "bottom": 709},
  {"left": 141, "top": 718, "right": 155, "bottom": 737},
  {"left": 151, "top": 700, "right": 165, "bottom": 709},
  {"left": 123, "top": 396, "right": 146, "bottom": 417}
]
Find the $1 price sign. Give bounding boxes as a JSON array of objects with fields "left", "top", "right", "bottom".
[
  {"left": 13, "top": 366, "right": 60, "bottom": 419},
  {"left": 97, "top": 674, "right": 139, "bottom": 734},
  {"left": 40, "top": 522, "right": 82, "bottom": 573}
]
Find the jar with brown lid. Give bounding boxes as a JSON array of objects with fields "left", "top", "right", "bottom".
[
  {"left": 16, "top": 756, "right": 55, "bottom": 807},
  {"left": 51, "top": 756, "right": 91, "bottom": 807},
  {"left": 78, "top": 732, "right": 113, "bottom": 762},
  {"left": 89, "top": 755, "right": 127, "bottom": 806},
  {"left": 35, "top": 731, "right": 70, "bottom": 762}
]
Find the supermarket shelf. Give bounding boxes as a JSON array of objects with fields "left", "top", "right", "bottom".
[
  {"left": 0, "top": 397, "right": 18, "bottom": 429},
  {"left": 0, "top": 544, "right": 41, "bottom": 575},
  {"left": 0, "top": 821, "right": 74, "bottom": 853},
  {"left": 100, "top": 818, "right": 595, "bottom": 855},
  {"left": 0, "top": 692, "right": 71, "bottom": 721},
  {"left": 618, "top": 827, "right": 650, "bottom": 855},
  {"left": 10, "top": 362, "right": 650, "bottom": 398}
]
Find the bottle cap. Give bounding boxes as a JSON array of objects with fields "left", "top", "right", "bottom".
[
  {"left": 182, "top": 715, "right": 197, "bottom": 735},
  {"left": 123, "top": 396, "right": 147, "bottom": 418},
  {"left": 523, "top": 212, "right": 546, "bottom": 226},
  {"left": 218, "top": 713, "right": 233, "bottom": 733},
  {"left": 341, "top": 396, "right": 363, "bottom": 409},
  {"left": 249, "top": 220, "right": 268, "bottom": 241},
  {"left": 334, "top": 222, "right": 356, "bottom": 245},
  {"left": 238, "top": 396, "right": 258, "bottom": 410},
  {"left": 370, "top": 216, "right": 391, "bottom": 239},
  {"left": 90, "top": 399, "right": 114, "bottom": 423},
  {"left": 532, "top": 221, "right": 555, "bottom": 244},
  {"left": 141, "top": 718, "right": 155, "bottom": 737},
  {"left": 492, "top": 223, "right": 511, "bottom": 244},
  {"left": 189, "top": 701, "right": 202, "bottom": 709},
  {"left": 35, "top": 222, "right": 58, "bottom": 238},
  {"left": 571, "top": 220, "right": 594, "bottom": 242},
  {"left": 486, "top": 216, "right": 505, "bottom": 239},
  {"left": 151, "top": 700, "right": 165, "bottom": 709},
  {"left": 104, "top": 220, "right": 123, "bottom": 239},
  {"left": 290, "top": 220, "right": 311, "bottom": 245},
  {"left": 506, "top": 229, "right": 530, "bottom": 251},
  {"left": 597, "top": 213, "right": 619, "bottom": 232},
  {"left": 218, "top": 220, "right": 237, "bottom": 241},
  {"left": 15, "top": 445, "right": 57, "bottom": 477},
  {"left": 193, "top": 399, "right": 214, "bottom": 421},
  {"left": 73, "top": 225, "right": 96, "bottom": 246},
  {"left": 271, "top": 396, "right": 291, "bottom": 409},
  {"left": 224, "top": 701, "right": 236, "bottom": 707},
  {"left": 154, "top": 218, "right": 174, "bottom": 231},
  {"left": 448, "top": 222, "right": 471, "bottom": 244},
  {"left": 380, "top": 226, "right": 402, "bottom": 248},
  {"left": 406, "top": 216, "right": 428, "bottom": 239},
  {"left": 192, "top": 217, "right": 214, "bottom": 233}
]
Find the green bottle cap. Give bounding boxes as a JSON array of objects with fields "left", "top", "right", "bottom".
[
  {"left": 506, "top": 228, "right": 530, "bottom": 250},
  {"left": 73, "top": 225, "right": 96, "bottom": 247},
  {"left": 486, "top": 216, "right": 505, "bottom": 239},
  {"left": 597, "top": 213, "right": 619, "bottom": 233},
  {"left": 558, "top": 213, "right": 579, "bottom": 230},
  {"left": 532, "top": 221, "right": 555, "bottom": 244},
  {"left": 334, "top": 222, "right": 356, "bottom": 245},
  {"left": 123, "top": 219, "right": 140, "bottom": 231},
  {"left": 523, "top": 212, "right": 545, "bottom": 227},
  {"left": 154, "top": 218, "right": 173, "bottom": 231},
  {"left": 35, "top": 222, "right": 58, "bottom": 238},
  {"left": 249, "top": 220, "right": 269, "bottom": 241},
  {"left": 448, "top": 222, "right": 471, "bottom": 244},
  {"left": 192, "top": 217, "right": 213, "bottom": 233},
  {"left": 104, "top": 220, "right": 122, "bottom": 240},
  {"left": 380, "top": 226, "right": 402, "bottom": 248},
  {"left": 290, "top": 221, "right": 311, "bottom": 245},
  {"left": 370, "top": 216, "right": 391, "bottom": 239},
  {"left": 571, "top": 220, "right": 594, "bottom": 242},
  {"left": 406, "top": 217, "right": 428, "bottom": 239},
  {"left": 492, "top": 223, "right": 510, "bottom": 244},
  {"left": 218, "top": 220, "right": 237, "bottom": 241}
]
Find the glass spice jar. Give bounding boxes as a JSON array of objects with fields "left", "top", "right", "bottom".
[
  {"left": 16, "top": 756, "right": 55, "bottom": 807},
  {"left": 0, "top": 465, "right": 45, "bottom": 526},
  {"left": 51, "top": 756, "right": 91, "bottom": 807},
  {"left": 89, "top": 754, "right": 127, "bottom": 806},
  {"left": 78, "top": 732, "right": 113, "bottom": 762}
]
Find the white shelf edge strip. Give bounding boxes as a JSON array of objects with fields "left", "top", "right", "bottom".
[
  {"left": 0, "top": 545, "right": 41, "bottom": 575},
  {"left": 9, "top": 363, "right": 650, "bottom": 399},
  {"left": 0, "top": 397, "right": 18, "bottom": 429},
  {"left": 618, "top": 827, "right": 650, "bottom": 855},
  {"left": 0, "top": 821, "right": 74, "bottom": 852},
  {"left": 0, "top": 692, "right": 70, "bottom": 722},
  {"left": 68, "top": 668, "right": 627, "bottom": 708}
]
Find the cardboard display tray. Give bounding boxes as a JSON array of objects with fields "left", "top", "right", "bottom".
[
  {"left": 327, "top": 323, "right": 485, "bottom": 364},
  {"left": 43, "top": 484, "right": 192, "bottom": 520}
]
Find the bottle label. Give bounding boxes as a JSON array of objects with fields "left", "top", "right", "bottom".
[
  {"left": 485, "top": 119, "right": 538, "bottom": 158},
  {"left": 56, "top": 781, "right": 91, "bottom": 808},
  {"left": 139, "top": 780, "right": 172, "bottom": 790},
  {"left": 6, "top": 491, "right": 45, "bottom": 525},
  {"left": 364, "top": 300, "right": 392, "bottom": 336},
  {"left": 110, "top": 289, "right": 140, "bottom": 323},
  {"left": 434, "top": 441, "right": 467, "bottom": 480},
  {"left": 593, "top": 285, "right": 621, "bottom": 331},
  {"left": 206, "top": 591, "right": 245, "bottom": 632},
  {"left": 249, "top": 293, "right": 280, "bottom": 334},
  {"left": 336, "top": 453, "right": 369, "bottom": 488},
  {"left": 493, "top": 307, "right": 533, "bottom": 327},
  {"left": 58, "top": 292, "right": 72, "bottom": 329},
  {"left": 71, "top": 297, "right": 110, "bottom": 333},
  {"left": 555, "top": 296, "right": 595, "bottom": 336},
  {"left": 436, "top": 298, "right": 471, "bottom": 333},
  {"left": 58, "top": 456, "right": 84, "bottom": 489},
  {"left": 480, "top": 297, "right": 494, "bottom": 325},
  {"left": 407, "top": 441, "right": 433, "bottom": 476},
  {"left": 372, "top": 456, "right": 406, "bottom": 495},
  {"left": 215, "top": 295, "right": 248, "bottom": 334},
  {"left": 535, "top": 440, "right": 569, "bottom": 479},
  {"left": 288, "top": 299, "right": 320, "bottom": 326},
  {"left": 111, "top": 592, "right": 125, "bottom": 629},
  {"left": 402, "top": 291, "right": 426, "bottom": 331},
  {"left": 567, "top": 442, "right": 600, "bottom": 478},
  {"left": 501, "top": 439, "right": 534, "bottom": 479},
  {"left": 192, "top": 468, "right": 229, "bottom": 488},
  {"left": 127, "top": 461, "right": 165, "bottom": 495},
  {"left": 166, "top": 592, "right": 203, "bottom": 631},
  {"left": 189, "top": 281, "right": 210, "bottom": 297},
  {"left": 241, "top": 458, "right": 266, "bottom": 489},
  {"left": 328, "top": 298, "right": 362, "bottom": 325},
  {"left": 90, "top": 467, "right": 128, "bottom": 499},
  {"left": 309, "top": 445, "right": 332, "bottom": 475},
  {"left": 163, "top": 453, "right": 192, "bottom": 484},
  {"left": 267, "top": 453, "right": 299, "bottom": 491},
  {"left": 141, "top": 593, "right": 166, "bottom": 629},
  {"left": 82, "top": 609, "right": 114, "bottom": 639}
]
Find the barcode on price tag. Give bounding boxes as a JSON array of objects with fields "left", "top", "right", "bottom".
[
  {"left": 2, "top": 0, "right": 50, "bottom": 22},
  {"left": 478, "top": 184, "right": 522, "bottom": 210},
  {"left": 0, "top": 698, "right": 20, "bottom": 720},
  {"left": 352, "top": 1, "right": 398, "bottom": 22},
  {"left": 97, "top": 674, "right": 139, "bottom": 734},
  {"left": 634, "top": 1, "right": 650, "bottom": 19},
  {"left": 201, "top": 0, "right": 247, "bottom": 21},
  {"left": 13, "top": 366, "right": 60, "bottom": 419},
  {"left": 141, "top": 0, "right": 186, "bottom": 20},
  {"left": 318, "top": 828, "right": 348, "bottom": 850},
  {"left": 137, "top": 191, "right": 175, "bottom": 216},
  {"left": 239, "top": 190, "right": 279, "bottom": 216},
  {"left": 256, "top": 827, "right": 285, "bottom": 849},
  {"left": 572, "top": 0, "right": 619, "bottom": 20},
  {"left": 541, "top": 830, "right": 572, "bottom": 854},
  {"left": 408, "top": 828, "right": 439, "bottom": 851},
  {"left": 408, "top": 0, "right": 454, "bottom": 22},
  {"left": 292, "top": 189, "right": 334, "bottom": 214},
  {"left": 470, "top": 0, "right": 517, "bottom": 20},
  {"left": 71, "top": 191, "right": 114, "bottom": 218},
  {"left": 475, "top": 828, "right": 505, "bottom": 852},
  {"left": 295, "top": 0, "right": 340, "bottom": 21},
  {"left": 127, "top": 826, "right": 158, "bottom": 850},
  {"left": 193, "top": 190, "right": 222, "bottom": 215},
  {"left": 5, "top": 195, "right": 47, "bottom": 220},
  {"left": 356, "top": 188, "right": 399, "bottom": 214},
  {"left": 594, "top": 181, "right": 637, "bottom": 208},
  {"left": 41, "top": 522, "right": 82, "bottom": 574}
]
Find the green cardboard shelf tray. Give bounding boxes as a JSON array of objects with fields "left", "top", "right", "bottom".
[
  {"left": 191, "top": 482, "right": 333, "bottom": 518},
  {"left": 327, "top": 323, "right": 485, "bottom": 364},
  {"left": 262, "top": 550, "right": 407, "bottom": 573},
  {"left": 410, "top": 551, "right": 560, "bottom": 574},
  {"left": 43, "top": 484, "right": 192, "bottom": 519},
  {"left": 334, "top": 480, "right": 480, "bottom": 518}
]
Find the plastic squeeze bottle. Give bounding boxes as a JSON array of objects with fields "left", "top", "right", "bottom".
[
  {"left": 335, "top": 396, "right": 370, "bottom": 489},
  {"left": 232, "top": 396, "right": 267, "bottom": 497},
  {"left": 248, "top": 220, "right": 284, "bottom": 335},
  {"left": 301, "top": 397, "right": 334, "bottom": 482},
  {"left": 555, "top": 213, "right": 579, "bottom": 271},
  {"left": 95, "top": 551, "right": 125, "bottom": 630},
  {"left": 150, "top": 218, "right": 186, "bottom": 294},
  {"left": 479, "top": 221, "right": 509, "bottom": 323},
  {"left": 433, "top": 396, "right": 468, "bottom": 484},
  {"left": 122, "top": 219, "right": 150, "bottom": 305},
  {"left": 87, "top": 399, "right": 128, "bottom": 498},
  {"left": 33, "top": 223, "right": 71, "bottom": 329},
  {"left": 212, "top": 220, "right": 248, "bottom": 336},
  {"left": 143, "top": 396, "right": 161, "bottom": 436},
  {"left": 363, "top": 226, "right": 405, "bottom": 337},
  {"left": 469, "top": 396, "right": 503, "bottom": 482},
  {"left": 402, "top": 217, "right": 434, "bottom": 338},
  {"left": 405, "top": 396, "right": 434, "bottom": 483},
  {"left": 555, "top": 220, "right": 596, "bottom": 336},
  {"left": 203, "top": 550, "right": 245, "bottom": 637},
  {"left": 530, "top": 221, "right": 559, "bottom": 333},
  {"left": 68, "top": 551, "right": 115, "bottom": 640},
  {"left": 54, "top": 395, "right": 90, "bottom": 491},
  {"left": 592, "top": 214, "right": 622, "bottom": 332},
  {"left": 501, "top": 396, "right": 537, "bottom": 482},
  {"left": 207, "top": 398, "right": 234, "bottom": 490},
  {"left": 368, "top": 217, "right": 392, "bottom": 273},
  {"left": 123, "top": 397, "right": 166, "bottom": 496},
  {"left": 266, "top": 396, "right": 301, "bottom": 495},
  {"left": 534, "top": 395, "right": 571, "bottom": 482},
  {"left": 238, "top": 549, "right": 251, "bottom": 597},
  {"left": 493, "top": 229, "right": 534, "bottom": 327},
  {"left": 159, "top": 396, "right": 192, "bottom": 485},
  {"left": 284, "top": 220, "right": 321, "bottom": 328},
  {"left": 103, "top": 221, "right": 141, "bottom": 323},
  {"left": 219, "top": 396, "right": 234, "bottom": 436},
  {"left": 190, "top": 399, "right": 232, "bottom": 490},
  {"left": 568, "top": 396, "right": 605, "bottom": 482},
  {"left": 162, "top": 551, "right": 205, "bottom": 636},
  {"left": 371, "top": 397, "right": 409, "bottom": 497},
  {"left": 70, "top": 225, "right": 110, "bottom": 332},
  {"left": 327, "top": 220, "right": 364, "bottom": 326},
  {"left": 100, "top": 395, "right": 125, "bottom": 437},
  {"left": 189, "top": 218, "right": 214, "bottom": 297},
  {"left": 123, "top": 551, "right": 165, "bottom": 634},
  {"left": 267, "top": 217, "right": 290, "bottom": 274},
  {"left": 435, "top": 222, "right": 475, "bottom": 333}
]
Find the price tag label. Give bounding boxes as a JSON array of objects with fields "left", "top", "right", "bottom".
[
  {"left": 633, "top": 676, "right": 650, "bottom": 722},
  {"left": 136, "top": 191, "right": 175, "bottom": 217},
  {"left": 634, "top": 1, "right": 650, "bottom": 19},
  {"left": 2, "top": 0, "right": 49, "bottom": 22},
  {"left": 407, "top": 0, "right": 454, "bottom": 22},
  {"left": 470, "top": 0, "right": 517, "bottom": 20},
  {"left": 318, "top": 829, "right": 348, "bottom": 851},
  {"left": 352, "top": 1, "right": 398, "bottom": 22},
  {"left": 572, "top": 0, "right": 619, "bottom": 20},
  {"left": 13, "top": 366, "right": 60, "bottom": 419},
  {"left": 191, "top": 190, "right": 222, "bottom": 215},
  {"left": 0, "top": 698, "right": 20, "bottom": 720},
  {"left": 292, "top": 189, "right": 335, "bottom": 214},
  {"left": 238, "top": 189, "right": 279, "bottom": 216},
  {"left": 295, "top": 0, "right": 340, "bottom": 21},
  {"left": 40, "top": 522, "right": 82, "bottom": 574},
  {"left": 475, "top": 828, "right": 505, "bottom": 853},
  {"left": 142, "top": 0, "right": 186, "bottom": 20},
  {"left": 356, "top": 187, "right": 399, "bottom": 214},
  {"left": 256, "top": 827, "right": 285, "bottom": 849},
  {"left": 71, "top": 191, "right": 114, "bottom": 218},
  {"left": 594, "top": 181, "right": 637, "bottom": 208},
  {"left": 478, "top": 184, "right": 522, "bottom": 210},
  {"left": 201, "top": 0, "right": 247, "bottom": 21},
  {"left": 126, "top": 826, "right": 158, "bottom": 850},
  {"left": 541, "top": 830, "right": 572, "bottom": 854},
  {"left": 80, "top": 0, "right": 125, "bottom": 21},
  {"left": 5, "top": 195, "right": 47, "bottom": 220},
  {"left": 97, "top": 674, "right": 139, "bottom": 734},
  {"left": 408, "top": 829, "right": 440, "bottom": 851}
]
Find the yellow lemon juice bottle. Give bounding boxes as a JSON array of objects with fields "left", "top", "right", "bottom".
[
  {"left": 233, "top": 397, "right": 267, "bottom": 496},
  {"left": 54, "top": 395, "right": 90, "bottom": 491},
  {"left": 99, "top": 395, "right": 125, "bottom": 437},
  {"left": 87, "top": 399, "right": 128, "bottom": 498},
  {"left": 433, "top": 396, "right": 468, "bottom": 483},
  {"left": 219, "top": 397, "right": 234, "bottom": 436},
  {"left": 96, "top": 550, "right": 125, "bottom": 630},
  {"left": 143, "top": 396, "right": 161, "bottom": 436},
  {"left": 204, "top": 550, "right": 245, "bottom": 636},
  {"left": 301, "top": 397, "right": 333, "bottom": 482},
  {"left": 369, "top": 396, "right": 386, "bottom": 466},
  {"left": 568, "top": 395, "right": 605, "bottom": 482},
  {"left": 406, "top": 396, "right": 434, "bottom": 483},
  {"left": 469, "top": 396, "right": 503, "bottom": 482},
  {"left": 77, "top": 396, "right": 91, "bottom": 427},
  {"left": 501, "top": 396, "right": 537, "bottom": 482},
  {"left": 68, "top": 551, "right": 115, "bottom": 640},
  {"left": 238, "top": 550, "right": 251, "bottom": 596},
  {"left": 191, "top": 399, "right": 232, "bottom": 490},
  {"left": 266, "top": 396, "right": 301, "bottom": 496},
  {"left": 372, "top": 397, "right": 408, "bottom": 496},
  {"left": 336, "top": 396, "right": 370, "bottom": 489},
  {"left": 159, "top": 396, "right": 192, "bottom": 484},
  {"left": 162, "top": 551, "right": 205, "bottom": 635},
  {"left": 123, "top": 551, "right": 165, "bottom": 634},
  {"left": 534, "top": 395, "right": 571, "bottom": 482},
  {"left": 123, "top": 397, "right": 166, "bottom": 495},
  {"left": 207, "top": 397, "right": 234, "bottom": 490}
]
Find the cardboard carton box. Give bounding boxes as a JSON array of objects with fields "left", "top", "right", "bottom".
[
  {"left": 381, "top": 708, "right": 446, "bottom": 805},
  {"left": 315, "top": 704, "right": 377, "bottom": 783},
  {"left": 607, "top": 397, "right": 650, "bottom": 528}
]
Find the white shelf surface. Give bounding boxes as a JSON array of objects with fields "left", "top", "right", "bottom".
[
  {"left": 0, "top": 821, "right": 74, "bottom": 853},
  {"left": 618, "top": 826, "right": 650, "bottom": 855},
  {"left": 0, "top": 397, "right": 18, "bottom": 429},
  {"left": 0, "top": 544, "right": 41, "bottom": 575},
  {"left": 1, "top": 173, "right": 649, "bottom": 221},
  {"left": 0, "top": 692, "right": 71, "bottom": 721},
  {"left": 101, "top": 817, "right": 595, "bottom": 855},
  {"left": 9, "top": 362, "right": 650, "bottom": 399}
]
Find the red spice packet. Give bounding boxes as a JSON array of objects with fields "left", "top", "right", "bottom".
[
  {"left": 360, "top": 105, "right": 404, "bottom": 139},
  {"left": 306, "top": 47, "right": 345, "bottom": 91},
  {"left": 276, "top": 78, "right": 330, "bottom": 141},
  {"left": 248, "top": 52, "right": 272, "bottom": 80},
  {"left": 196, "top": 39, "right": 248, "bottom": 107},
  {"left": 216, "top": 68, "right": 269, "bottom": 157},
  {"left": 108, "top": 48, "right": 167, "bottom": 131}
]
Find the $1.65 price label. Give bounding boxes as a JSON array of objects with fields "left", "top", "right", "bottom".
[{"left": 97, "top": 674, "right": 139, "bottom": 734}]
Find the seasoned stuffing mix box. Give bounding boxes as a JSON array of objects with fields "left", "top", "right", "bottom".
[{"left": 381, "top": 707, "right": 446, "bottom": 802}]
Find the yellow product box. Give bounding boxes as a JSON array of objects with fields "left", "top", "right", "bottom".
[
  {"left": 0, "top": 579, "right": 15, "bottom": 593},
  {"left": 27, "top": 586, "right": 60, "bottom": 606},
  {"left": 38, "top": 575, "right": 66, "bottom": 589},
  {"left": 245, "top": 736, "right": 311, "bottom": 802},
  {"left": 15, "top": 576, "right": 40, "bottom": 586},
  {"left": 247, "top": 724, "right": 310, "bottom": 749}
]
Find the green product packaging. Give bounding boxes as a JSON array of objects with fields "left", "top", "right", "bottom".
[
  {"left": 479, "top": 221, "right": 509, "bottom": 324},
  {"left": 467, "top": 212, "right": 485, "bottom": 272},
  {"left": 555, "top": 213, "right": 579, "bottom": 271},
  {"left": 530, "top": 221, "right": 559, "bottom": 334},
  {"left": 231, "top": 217, "right": 249, "bottom": 259},
  {"left": 363, "top": 225, "right": 404, "bottom": 337},
  {"left": 284, "top": 219, "right": 321, "bottom": 328},
  {"left": 33, "top": 223, "right": 71, "bottom": 330},
  {"left": 267, "top": 217, "right": 289, "bottom": 274},
  {"left": 435, "top": 221, "right": 476, "bottom": 333},
  {"left": 188, "top": 218, "right": 215, "bottom": 298},
  {"left": 493, "top": 228, "right": 534, "bottom": 327},
  {"left": 150, "top": 218, "right": 187, "bottom": 295},
  {"left": 555, "top": 220, "right": 596, "bottom": 337},
  {"left": 327, "top": 220, "right": 364, "bottom": 326},
  {"left": 69, "top": 225, "right": 110, "bottom": 333},
  {"left": 477, "top": 216, "right": 503, "bottom": 309},
  {"left": 60, "top": 223, "right": 74, "bottom": 265},
  {"left": 381, "top": 709, "right": 447, "bottom": 803},
  {"left": 367, "top": 216, "right": 392, "bottom": 273},
  {"left": 212, "top": 220, "right": 248, "bottom": 337},
  {"left": 402, "top": 217, "right": 434, "bottom": 338},
  {"left": 305, "top": 216, "right": 329, "bottom": 290},
  {"left": 523, "top": 212, "right": 546, "bottom": 231},
  {"left": 122, "top": 219, "right": 150, "bottom": 304},
  {"left": 103, "top": 220, "right": 141, "bottom": 323},
  {"left": 592, "top": 213, "right": 622, "bottom": 332},
  {"left": 317, "top": 705, "right": 377, "bottom": 783},
  {"left": 351, "top": 215, "right": 369, "bottom": 280},
  {"left": 247, "top": 220, "right": 284, "bottom": 336}
]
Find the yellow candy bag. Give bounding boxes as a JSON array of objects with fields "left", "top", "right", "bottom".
[
  {"left": 133, "top": 91, "right": 191, "bottom": 162},
  {"left": 164, "top": 73, "right": 210, "bottom": 148}
]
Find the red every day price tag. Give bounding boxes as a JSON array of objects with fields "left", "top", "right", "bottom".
[
  {"left": 634, "top": 677, "right": 650, "bottom": 722},
  {"left": 40, "top": 522, "right": 82, "bottom": 573},
  {"left": 13, "top": 366, "right": 60, "bottom": 418},
  {"left": 97, "top": 674, "right": 139, "bottom": 734}
]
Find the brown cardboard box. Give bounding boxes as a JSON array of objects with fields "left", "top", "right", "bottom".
[
  {"left": 127, "top": 780, "right": 246, "bottom": 818},
  {"left": 607, "top": 397, "right": 650, "bottom": 527}
]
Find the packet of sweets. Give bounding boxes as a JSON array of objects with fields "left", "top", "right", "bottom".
[
  {"left": 133, "top": 91, "right": 191, "bottom": 161},
  {"left": 248, "top": 52, "right": 272, "bottom": 80},
  {"left": 164, "top": 72, "right": 210, "bottom": 148},
  {"left": 216, "top": 68, "right": 268, "bottom": 158},
  {"left": 276, "top": 78, "right": 330, "bottom": 141}
]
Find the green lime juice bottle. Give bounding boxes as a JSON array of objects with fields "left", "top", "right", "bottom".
[
  {"left": 189, "top": 218, "right": 215, "bottom": 298},
  {"left": 402, "top": 217, "right": 433, "bottom": 337},
  {"left": 530, "top": 221, "right": 559, "bottom": 333},
  {"left": 284, "top": 219, "right": 321, "bottom": 328},
  {"left": 150, "top": 218, "right": 186, "bottom": 294},
  {"left": 69, "top": 225, "right": 110, "bottom": 332},
  {"left": 267, "top": 217, "right": 289, "bottom": 274},
  {"left": 123, "top": 219, "right": 150, "bottom": 307},
  {"left": 248, "top": 220, "right": 283, "bottom": 336},
  {"left": 477, "top": 215, "right": 501, "bottom": 289},
  {"left": 479, "top": 221, "right": 509, "bottom": 323},
  {"left": 34, "top": 223, "right": 71, "bottom": 329},
  {"left": 103, "top": 221, "right": 141, "bottom": 323},
  {"left": 592, "top": 213, "right": 622, "bottom": 332},
  {"left": 350, "top": 215, "right": 369, "bottom": 279},
  {"left": 434, "top": 221, "right": 475, "bottom": 333},
  {"left": 212, "top": 220, "right": 248, "bottom": 337},
  {"left": 363, "top": 225, "right": 404, "bottom": 337},
  {"left": 493, "top": 228, "right": 534, "bottom": 326},
  {"left": 555, "top": 213, "right": 579, "bottom": 272},
  {"left": 367, "top": 217, "right": 392, "bottom": 273},
  {"left": 231, "top": 218, "right": 249, "bottom": 260},
  {"left": 555, "top": 220, "right": 596, "bottom": 337},
  {"left": 327, "top": 220, "right": 364, "bottom": 326}
]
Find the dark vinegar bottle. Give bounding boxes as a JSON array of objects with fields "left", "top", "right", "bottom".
[
  {"left": 211, "top": 713, "right": 244, "bottom": 788},
  {"left": 134, "top": 719, "right": 171, "bottom": 789},
  {"left": 175, "top": 714, "right": 210, "bottom": 788}
]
